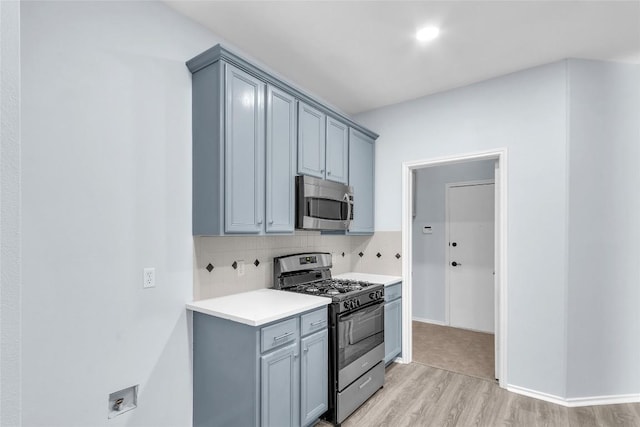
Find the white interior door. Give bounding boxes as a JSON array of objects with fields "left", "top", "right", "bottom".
[{"left": 447, "top": 182, "right": 495, "bottom": 333}]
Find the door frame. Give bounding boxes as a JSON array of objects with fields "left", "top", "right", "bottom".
[
  {"left": 400, "top": 148, "right": 508, "bottom": 388},
  {"left": 444, "top": 179, "right": 495, "bottom": 327}
]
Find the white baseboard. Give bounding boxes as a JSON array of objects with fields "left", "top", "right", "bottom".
[
  {"left": 507, "top": 385, "right": 567, "bottom": 406},
  {"left": 565, "top": 394, "right": 640, "bottom": 407},
  {"left": 507, "top": 385, "right": 640, "bottom": 407},
  {"left": 412, "top": 317, "right": 446, "bottom": 326}
]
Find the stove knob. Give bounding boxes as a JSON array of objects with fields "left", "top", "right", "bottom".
[
  {"left": 368, "top": 292, "right": 374, "bottom": 299},
  {"left": 355, "top": 300, "right": 361, "bottom": 307}
]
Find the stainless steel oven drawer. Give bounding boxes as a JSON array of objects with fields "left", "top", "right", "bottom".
[
  {"left": 338, "top": 343, "right": 384, "bottom": 391},
  {"left": 336, "top": 361, "right": 385, "bottom": 424}
]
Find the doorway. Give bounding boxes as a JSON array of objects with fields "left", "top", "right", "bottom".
[{"left": 400, "top": 149, "right": 508, "bottom": 388}]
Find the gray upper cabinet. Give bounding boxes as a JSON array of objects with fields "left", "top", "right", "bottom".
[
  {"left": 348, "top": 129, "right": 375, "bottom": 234},
  {"left": 298, "top": 102, "right": 350, "bottom": 184},
  {"left": 325, "top": 117, "right": 349, "bottom": 184},
  {"left": 297, "top": 102, "right": 326, "bottom": 179},
  {"left": 225, "top": 65, "right": 266, "bottom": 234},
  {"left": 188, "top": 44, "right": 378, "bottom": 236},
  {"left": 266, "top": 86, "right": 296, "bottom": 233}
]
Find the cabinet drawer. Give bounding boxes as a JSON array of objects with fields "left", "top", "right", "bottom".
[
  {"left": 261, "top": 317, "right": 298, "bottom": 353},
  {"left": 301, "top": 308, "right": 327, "bottom": 337},
  {"left": 385, "top": 282, "right": 402, "bottom": 302}
]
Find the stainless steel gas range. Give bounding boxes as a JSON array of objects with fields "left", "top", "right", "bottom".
[{"left": 273, "top": 252, "right": 385, "bottom": 426}]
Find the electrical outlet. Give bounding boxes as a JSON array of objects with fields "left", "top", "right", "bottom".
[
  {"left": 143, "top": 267, "right": 155, "bottom": 288},
  {"left": 237, "top": 260, "right": 245, "bottom": 277}
]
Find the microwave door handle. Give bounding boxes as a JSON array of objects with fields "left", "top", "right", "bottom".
[{"left": 344, "top": 193, "right": 352, "bottom": 225}]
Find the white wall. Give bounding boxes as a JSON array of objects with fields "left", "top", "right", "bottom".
[
  {"left": 355, "top": 62, "right": 570, "bottom": 397},
  {"left": 566, "top": 60, "right": 640, "bottom": 398},
  {"left": 355, "top": 59, "right": 640, "bottom": 400},
  {"left": 19, "top": 2, "right": 219, "bottom": 425},
  {"left": 412, "top": 160, "right": 495, "bottom": 323},
  {"left": 1, "top": 1, "right": 22, "bottom": 425}
]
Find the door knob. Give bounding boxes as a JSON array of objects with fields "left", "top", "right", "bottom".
[
  {"left": 451, "top": 261, "right": 461, "bottom": 267},
  {"left": 452, "top": 242, "right": 457, "bottom": 247}
]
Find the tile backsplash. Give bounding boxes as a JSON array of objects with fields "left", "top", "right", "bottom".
[{"left": 194, "top": 231, "right": 402, "bottom": 300}]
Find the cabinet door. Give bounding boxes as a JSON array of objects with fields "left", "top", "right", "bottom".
[
  {"left": 224, "top": 64, "right": 265, "bottom": 234},
  {"left": 384, "top": 298, "right": 402, "bottom": 364},
  {"left": 348, "top": 129, "right": 375, "bottom": 234},
  {"left": 298, "top": 102, "right": 326, "bottom": 179},
  {"left": 261, "top": 342, "right": 300, "bottom": 427},
  {"left": 266, "top": 86, "right": 296, "bottom": 233},
  {"left": 325, "top": 117, "right": 349, "bottom": 184},
  {"left": 300, "top": 329, "right": 328, "bottom": 426}
]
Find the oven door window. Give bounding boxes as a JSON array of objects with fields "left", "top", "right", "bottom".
[
  {"left": 307, "top": 198, "right": 348, "bottom": 221},
  {"left": 337, "top": 303, "right": 384, "bottom": 368}
]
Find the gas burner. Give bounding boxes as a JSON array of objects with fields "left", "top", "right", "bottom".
[
  {"left": 348, "top": 284, "right": 362, "bottom": 291},
  {"left": 306, "top": 286, "right": 319, "bottom": 293},
  {"left": 327, "top": 289, "right": 340, "bottom": 295}
]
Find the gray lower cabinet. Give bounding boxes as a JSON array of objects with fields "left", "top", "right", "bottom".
[
  {"left": 384, "top": 282, "right": 402, "bottom": 364},
  {"left": 348, "top": 129, "right": 375, "bottom": 234},
  {"left": 261, "top": 342, "right": 300, "bottom": 427},
  {"left": 300, "top": 329, "right": 329, "bottom": 426},
  {"left": 193, "top": 307, "right": 328, "bottom": 427}
]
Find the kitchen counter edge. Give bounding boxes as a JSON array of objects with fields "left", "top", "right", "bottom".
[{"left": 186, "top": 288, "right": 331, "bottom": 327}]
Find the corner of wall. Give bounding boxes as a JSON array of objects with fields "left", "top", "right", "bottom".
[{"left": 0, "top": 0, "right": 23, "bottom": 424}]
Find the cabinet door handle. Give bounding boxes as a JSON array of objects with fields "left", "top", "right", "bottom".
[
  {"left": 269, "top": 220, "right": 274, "bottom": 224},
  {"left": 273, "top": 331, "right": 293, "bottom": 342},
  {"left": 310, "top": 320, "right": 325, "bottom": 327},
  {"left": 303, "top": 347, "right": 309, "bottom": 353},
  {"left": 359, "top": 377, "right": 372, "bottom": 389},
  {"left": 327, "top": 171, "right": 332, "bottom": 175},
  {"left": 257, "top": 219, "right": 263, "bottom": 225},
  {"left": 294, "top": 353, "right": 299, "bottom": 359},
  {"left": 320, "top": 169, "right": 325, "bottom": 174}
]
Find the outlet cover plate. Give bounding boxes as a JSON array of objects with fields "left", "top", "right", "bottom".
[{"left": 143, "top": 267, "right": 155, "bottom": 288}]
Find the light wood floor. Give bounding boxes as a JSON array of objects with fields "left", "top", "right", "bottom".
[
  {"left": 412, "top": 321, "right": 494, "bottom": 381},
  {"left": 317, "top": 362, "right": 640, "bottom": 427}
]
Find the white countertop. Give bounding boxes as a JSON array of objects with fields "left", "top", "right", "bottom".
[
  {"left": 186, "top": 289, "right": 331, "bottom": 327},
  {"left": 334, "top": 272, "right": 402, "bottom": 287}
]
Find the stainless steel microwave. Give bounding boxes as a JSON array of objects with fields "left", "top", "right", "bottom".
[{"left": 296, "top": 175, "right": 354, "bottom": 231}]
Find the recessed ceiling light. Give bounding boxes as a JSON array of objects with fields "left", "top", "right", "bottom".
[{"left": 416, "top": 26, "right": 440, "bottom": 42}]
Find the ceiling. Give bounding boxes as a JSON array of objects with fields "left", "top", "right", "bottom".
[{"left": 166, "top": 1, "right": 640, "bottom": 115}]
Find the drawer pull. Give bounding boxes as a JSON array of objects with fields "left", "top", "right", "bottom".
[
  {"left": 359, "top": 377, "right": 372, "bottom": 389},
  {"left": 273, "top": 331, "right": 294, "bottom": 342},
  {"left": 310, "top": 320, "right": 325, "bottom": 327}
]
